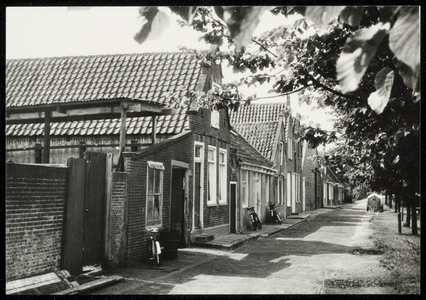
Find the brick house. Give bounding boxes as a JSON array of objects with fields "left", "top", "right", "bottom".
[
  {"left": 229, "top": 100, "right": 304, "bottom": 218},
  {"left": 322, "top": 165, "right": 345, "bottom": 206},
  {"left": 301, "top": 141, "right": 323, "bottom": 211},
  {"left": 229, "top": 130, "right": 276, "bottom": 232},
  {"left": 6, "top": 52, "right": 235, "bottom": 268}
]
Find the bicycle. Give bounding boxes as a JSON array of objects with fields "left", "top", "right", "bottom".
[
  {"left": 147, "top": 227, "right": 163, "bottom": 266},
  {"left": 246, "top": 207, "right": 262, "bottom": 230},
  {"left": 267, "top": 202, "right": 282, "bottom": 224}
]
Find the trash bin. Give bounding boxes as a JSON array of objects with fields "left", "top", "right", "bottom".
[{"left": 160, "top": 230, "right": 180, "bottom": 259}]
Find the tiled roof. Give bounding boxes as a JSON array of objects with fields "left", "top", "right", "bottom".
[
  {"left": 229, "top": 102, "right": 287, "bottom": 124},
  {"left": 7, "top": 52, "right": 200, "bottom": 107},
  {"left": 5, "top": 108, "right": 189, "bottom": 137},
  {"left": 230, "top": 131, "right": 273, "bottom": 168},
  {"left": 232, "top": 122, "right": 278, "bottom": 161},
  {"left": 6, "top": 52, "right": 202, "bottom": 137},
  {"left": 229, "top": 103, "right": 288, "bottom": 161}
]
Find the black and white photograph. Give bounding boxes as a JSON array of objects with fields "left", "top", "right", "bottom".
[{"left": 5, "top": 5, "right": 421, "bottom": 295}]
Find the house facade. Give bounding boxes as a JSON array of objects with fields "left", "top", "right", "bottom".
[
  {"left": 322, "top": 166, "right": 345, "bottom": 206},
  {"left": 301, "top": 141, "right": 323, "bottom": 211},
  {"left": 230, "top": 101, "right": 304, "bottom": 217},
  {"left": 6, "top": 52, "right": 238, "bottom": 268},
  {"left": 229, "top": 130, "right": 276, "bottom": 232}
]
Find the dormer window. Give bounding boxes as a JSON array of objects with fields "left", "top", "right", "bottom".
[{"left": 211, "top": 82, "right": 221, "bottom": 129}]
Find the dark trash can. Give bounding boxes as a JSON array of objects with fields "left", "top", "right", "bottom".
[{"left": 160, "top": 230, "right": 180, "bottom": 259}]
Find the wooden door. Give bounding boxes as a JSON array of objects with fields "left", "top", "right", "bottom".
[
  {"left": 63, "top": 158, "right": 85, "bottom": 276},
  {"left": 194, "top": 162, "right": 201, "bottom": 229},
  {"left": 171, "top": 168, "right": 186, "bottom": 244},
  {"left": 230, "top": 182, "right": 237, "bottom": 233},
  {"left": 83, "top": 152, "right": 106, "bottom": 266}
]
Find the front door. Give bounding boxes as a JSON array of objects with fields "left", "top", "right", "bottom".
[
  {"left": 230, "top": 182, "right": 237, "bottom": 233},
  {"left": 194, "top": 162, "right": 201, "bottom": 229},
  {"left": 171, "top": 168, "right": 186, "bottom": 245}
]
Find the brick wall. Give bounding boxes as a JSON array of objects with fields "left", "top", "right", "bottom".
[
  {"left": 123, "top": 133, "right": 193, "bottom": 267},
  {"left": 6, "top": 163, "right": 68, "bottom": 281},
  {"left": 109, "top": 172, "right": 127, "bottom": 268}
]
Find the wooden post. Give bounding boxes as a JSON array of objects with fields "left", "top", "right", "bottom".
[
  {"left": 385, "top": 190, "right": 388, "bottom": 206},
  {"left": 103, "top": 153, "right": 113, "bottom": 269},
  {"left": 406, "top": 198, "right": 411, "bottom": 227},
  {"left": 116, "top": 103, "right": 128, "bottom": 172},
  {"left": 389, "top": 192, "right": 392, "bottom": 209},
  {"left": 152, "top": 116, "right": 157, "bottom": 145},
  {"left": 43, "top": 111, "right": 51, "bottom": 163}
]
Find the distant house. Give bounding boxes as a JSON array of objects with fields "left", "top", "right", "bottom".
[
  {"left": 229, "top": 130, "right": 276, "bottom": 231},
  {"left": 301, "top": 141, "right": 323, "bottom": 211},
  {"left": 229, "top": 100, "right": 304, "bottom": 217},
  {"left": 322, "top": 165, "right": 345, "bottom": 206},
  {"left": 6, "top": 52, "right": 237, "bottom": 267}
]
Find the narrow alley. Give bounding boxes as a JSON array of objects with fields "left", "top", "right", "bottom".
[{"left": 88, "top": 199, "right": 392, "bottom": 294}]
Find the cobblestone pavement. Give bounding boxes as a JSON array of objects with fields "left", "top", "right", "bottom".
[{"left": 87, "top": 200, "right": 389, "bottom": 295}]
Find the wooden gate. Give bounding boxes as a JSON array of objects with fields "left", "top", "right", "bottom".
[{"left": 63, "top": 152, "right": 108, "bottom": 275}]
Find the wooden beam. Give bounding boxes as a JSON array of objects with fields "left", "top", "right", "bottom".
[
  {"left": 6, "top": 109, "right": 173, "bottom": 125},
  {"left": 152, "top": 116, "right": 157, "bottom": 145},
  {"left": 43, "top": 111, "right": 51, "bottom": 163}
]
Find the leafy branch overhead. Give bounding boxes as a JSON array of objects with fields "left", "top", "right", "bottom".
[{"left": 134, "top": 6, "right": 420, "bottom": 114}]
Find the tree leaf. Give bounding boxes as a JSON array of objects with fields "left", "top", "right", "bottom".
[
  {"left": 134, "top": 7, "right": 159, "bottom": 44},
  {"left": 214, "top": 6, "right": 268, "bottom": 50},
  {"left": 368, "top": 69, "right": 394, "bottom": 114},
  {"left": 336, "top": 22, "right": 390, "bottom": 94},
  {"left": 134, "top": 7, "right": 171, "bottom": 44},
  {"left": 340, "top": 6, "right": 365, "bottom": 27},
  {"left": 374, "top": 67, "right": 393, "bottom": 90},
  {"left": 169, "top": 6, "right": 199, "bottom": 24},
  {"left": 392, "top": 56, "right": 420, "bottom": 93},
  {"left": 389, "top": 7, "right": 420, "bottom": 72},
  {"left": 304, "top": 6, "right": 346, "bottom": 28}
]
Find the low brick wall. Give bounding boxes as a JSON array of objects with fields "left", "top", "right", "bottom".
[{"left": 6, "top": 163, "right": 68, "bottom": 281}]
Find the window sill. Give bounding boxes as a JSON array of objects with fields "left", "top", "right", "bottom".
[
  {"left": 218, "top": 202, "right": 228, "bottom": 206},
  {"left": 207, "top": 202, "right": 218, "bottom": 207}
]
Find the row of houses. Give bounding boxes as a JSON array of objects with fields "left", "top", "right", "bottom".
[{"left": 5, "top": 52, "right": 347, "bottom": 278}]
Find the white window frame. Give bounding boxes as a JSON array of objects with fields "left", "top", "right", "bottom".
[
  {"left": 211, "top": 82, "right": 221, "bottom": 129},
  {"left": 242, "top": 169, "right": 249, "bottom": 208},
  {"left": 286, "top": 173, "right": 292, "bottom": 207},
  {"left": 280, "top": 141, "right": 284, "bottom": 165},
  {"left": 146, "top": 161, "right": 164, "bottom": 227},
  {"left": 292, "top": 173, "right": 296, "bottom": 207},
  {"left": 207, "top": 145, "right": 217, "bottom": 206},
  {"left": 193, "top": 141, "right": 204, "bottom": 229},
  {"left": 218, "top": 148, "right": 227, "bottom": 204},
  {"left": 288, "top": 137, "right": 293, "bottom": 160}
]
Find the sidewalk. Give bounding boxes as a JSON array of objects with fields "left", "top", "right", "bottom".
[{"left": 190, "top": 207, "right": 335, "bottom": 250}]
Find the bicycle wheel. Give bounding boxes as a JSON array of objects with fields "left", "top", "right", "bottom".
[
  {"left": 275, "top": 213, "right": 282, "bottom": 225},
  {"left": 155, "top": 253, "right": 161, "bottom": 266},
  {"left": 251, "top": 216, "right": 258, "bottom": 230},
  {"left": 255, "top": 215, "right": 262, "bottom": 230}
]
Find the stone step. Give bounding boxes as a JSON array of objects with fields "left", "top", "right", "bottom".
[{"left": 193, "top": 234, "right": 215, "bottom": 243}]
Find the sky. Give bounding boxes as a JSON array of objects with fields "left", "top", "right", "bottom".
[{"left": 6, "top": 6, "right": 335, "bottom": 131}]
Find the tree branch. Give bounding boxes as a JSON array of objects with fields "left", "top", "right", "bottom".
[
  {"left": 251, "top": 38, "right": 278, "bottom": 57},
  {"left": 307, "top": 74, "right": 366, "bottom": 103}
]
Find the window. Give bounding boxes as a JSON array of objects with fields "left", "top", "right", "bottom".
[
  {"left": 218, "top": 149, "right": 227, "bottom": 204},
  {"left": 292, "top": 173, "right": 296, "bottom": 206},
  {"left": 211, "top": 82, "right": 221, "bottom": 129},
  {"left": 280, "top": 142, "right": 284, "bottom": 165},
  {"left": 288, "top": 137, "right": 293, "bottom": 160},
  {"left": 207, "top": 146, "right": 217, "bottom": 205},
  {"left": 211, "top": 110, "right": 220, "bottom": 129},
  {"left": 242, "top": 170, "right": 249, "bottom": 208},
  {"left": 286, "top": 173, "right": 292, "bottom": 207},
  {"left": 146, "top": 161, "right": 164, "bottom": 226}
]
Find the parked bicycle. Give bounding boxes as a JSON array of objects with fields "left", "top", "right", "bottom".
[
  {"left": 246, "top": 207, "right": 262, "bottom": 230},
  {"left": 268, "top": 202, "right": 282, "bottom": 224},
  {"left": 147, "top": 227, "right": 163, "bottom": 266}
]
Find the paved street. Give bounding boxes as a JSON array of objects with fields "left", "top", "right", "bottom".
[{"left": 89, "top": 199, "right": 388, "bottom": 295}]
